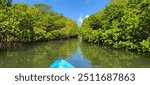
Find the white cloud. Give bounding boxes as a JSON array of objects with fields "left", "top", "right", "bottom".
[
  {"left": 78, "top": 14, "right": 89, "bottom": 26},
  {"left": 85, "top": 15, "right": 89, "bottom": 18},
  {"left": 78, "top": 14, "right": 83, "bottom": 25}
]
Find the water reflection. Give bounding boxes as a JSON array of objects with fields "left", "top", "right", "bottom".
[
  {"left": 0, "top": 38, "right": 90, "bottom": 68},
  {"left": 80, "top": 42, "right": 150, "bottom": 68},
  {"left": 66, "top": 47, "right": 91, "bottom": 68},
  {"left": 0, "top": 38, "right": 150, "bottom": 68}
]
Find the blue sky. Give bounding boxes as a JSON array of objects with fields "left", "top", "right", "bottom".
[{"left": 13, "top": 0, "right": 110, "bottom": 25}]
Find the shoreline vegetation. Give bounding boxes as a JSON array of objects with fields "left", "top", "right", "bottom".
[
  {"left": 0, "top": 0, "right": 150, "bottom": 54},
  {"left": 80, "top": 0, "right": 150, "bottom": 53},
  {"left": 0, "top": 0, "right": 78, "bottom": 49}
]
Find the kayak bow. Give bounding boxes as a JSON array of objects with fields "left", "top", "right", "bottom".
[{"left": 49, "top": 58, "right": 75, "bottom": 68}]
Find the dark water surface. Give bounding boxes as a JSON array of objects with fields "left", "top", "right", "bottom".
[{"left": 0, "top": 38, "right": 150, "bottom": 68}]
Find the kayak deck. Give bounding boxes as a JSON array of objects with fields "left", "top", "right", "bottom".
[{"left": 49, "top": 58, "right": 75, "bottom": 68}]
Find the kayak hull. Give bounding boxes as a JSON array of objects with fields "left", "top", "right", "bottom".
[{"left": 49, "top": 58, "right": 75, "bottom": 68}]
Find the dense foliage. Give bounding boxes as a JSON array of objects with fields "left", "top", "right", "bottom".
[
  {"left": 0, "top": 0, "right": 77, "bottom": 48},
  {"left": 80, "top": 0, "right": 150, "bottom": 52}
]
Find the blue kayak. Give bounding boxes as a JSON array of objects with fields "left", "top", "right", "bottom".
[{"left": 49, "top": 58, "right": 75, "bottom": 68}]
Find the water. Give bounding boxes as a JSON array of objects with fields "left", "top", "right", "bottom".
[{"left": 0, "top": 38, "right": 150, "bottom": 68}]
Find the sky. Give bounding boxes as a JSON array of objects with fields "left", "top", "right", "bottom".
[{"left": 13, "top": 0, "right": 110, "bottom": 25}]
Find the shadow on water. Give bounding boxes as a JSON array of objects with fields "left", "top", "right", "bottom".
[{"left": 0, "top": 38, "right": 150, "bottom": 68}]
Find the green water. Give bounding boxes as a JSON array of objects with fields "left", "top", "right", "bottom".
[{"left": 0, "top": 38, "right": 150, "bottom": 68}]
